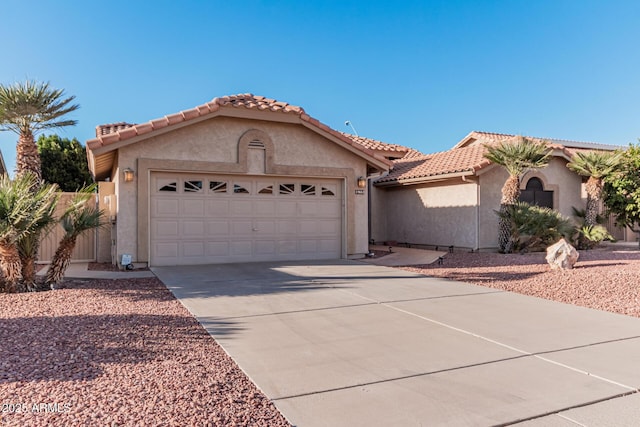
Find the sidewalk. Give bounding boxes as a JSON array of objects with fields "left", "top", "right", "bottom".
[
  {"left": 361, "top": 245, "right": 446, "bottom": 266},
  {"left": 36, "top": 263, "right": 156, "bottom": 280}
]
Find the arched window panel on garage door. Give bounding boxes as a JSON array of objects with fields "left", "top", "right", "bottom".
[
  {"left": 321, "top": 184, "right": 337, "bottom": 196},
  {"left": 184, "top": 180, "right": 203, "bottom": 193},
  {"left": 209, "top": 181, "right": 228, "bottom": 194},
  {"left": 158, "top": 179, "right": 177, "bottom": 192},
  {"left": 301, "top": 184, "right": 316, "bottom": 196},
  {"left": 258, "top": 184, "right": 274, "bottom": 195},
  {"left": 233, "top": 182, "right": 251, "bottom": 194}
]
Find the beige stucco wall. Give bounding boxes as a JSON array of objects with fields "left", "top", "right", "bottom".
[
  {"left": 113, "top": 116, "right": 370, "bottom": 263},
  {"left": 376, "top": 180, "right": 479, "bottom": 249},
  {"left": 478, "top": 158, "right": 585, "bottom": 249},
  {"left": 96, "top": 181, "right": 115, "bottom": 263}
]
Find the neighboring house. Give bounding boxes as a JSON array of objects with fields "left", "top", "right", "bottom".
[
  {"left": 371, "top": 131, "right": 633, "bottom": 251},
  {"left": 85, "top": 94, "right": 391, "bottom": 266}
]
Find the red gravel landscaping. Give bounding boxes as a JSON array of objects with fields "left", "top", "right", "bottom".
[
  {"left": 402, "top": 246, "right": 640, "bottom": 318},
  {"left": 2, "top": 246, "right": 638, "bottom": 426},
  {"left": 0, "top": 278, "right": 290, "bottom": 427}
]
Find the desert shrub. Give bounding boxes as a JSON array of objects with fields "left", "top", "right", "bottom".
[{"left": 497, "top": 202, "right": 575, "bottom": 252}]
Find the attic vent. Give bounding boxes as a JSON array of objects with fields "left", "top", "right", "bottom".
[{"left": 248, "top": 140, "right": 265, "bottom": 149}]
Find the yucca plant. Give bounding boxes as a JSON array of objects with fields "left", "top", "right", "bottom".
[
  {"left": 0, "top": 174, "right": 59, "bottom": 293},
  {"left": 484, "top": 136, "right": 553, "bottom": 252},
  {"left": 46, "top": 185, "right": 104, "bottom": 289}
]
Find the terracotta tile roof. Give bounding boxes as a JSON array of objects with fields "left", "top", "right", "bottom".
[
  {"left": 460, "top": 131, "right": 621, "bottom": 152},
  {"left": 86, "top": 94, "right": 392, "bottom": 166},
  {"left": 376, "top": 144, "right": 490, "bottom": 184},
  {"left": 378, "top": 131, "right": 621, "bottom": 186},
  {"left": 339, "top": 132, "right": 409, "bottom": 154}
]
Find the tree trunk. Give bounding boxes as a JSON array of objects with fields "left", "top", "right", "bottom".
[
  {"left": 498, "top": 175, "right": 521, "bottom": 253},
  {"left": 0, "top": 244, "right": 23, "bottom": 293},
  {"left": 46, "top": 236, "right": 76, "bottom": 288},
  {"left": 501, "top": 175, "right": 521, "bottom": 205},
  {"left": 584, "top": 176, "right": 602, "bottom": 227},
  {"left": 20, "top": 254, "right": 37, "bottom": 292},
  {"left": 15, "top": 129, "right": 42, "bottom": 182}
]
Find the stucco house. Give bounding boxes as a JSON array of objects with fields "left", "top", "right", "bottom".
[
  {"left": 370, "top": 131, "right": 633, "bottom": 251},
  {"left": 86, "top": 95, "right": 633, "bottom": 267},
  {"left": 86, "top": 94, "right": 392, "bottom": 266}
]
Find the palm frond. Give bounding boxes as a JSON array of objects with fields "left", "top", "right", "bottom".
[
  {"left": 484, "top": 136, "right": 552, "bottom": 177},
  {"left": 0, "top": 80, "right": 79, "bottom": 135},
  {"left": 567, "top": 150, "right": 622, "bottom": 179}
]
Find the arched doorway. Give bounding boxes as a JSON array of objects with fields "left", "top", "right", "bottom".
[{"left": 520, "top": 177, "right": 553, "bottom": 208}]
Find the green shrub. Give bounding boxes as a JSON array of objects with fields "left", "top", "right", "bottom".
[{"left": 497, "top": 202, "right": 575, "bottom": 252}]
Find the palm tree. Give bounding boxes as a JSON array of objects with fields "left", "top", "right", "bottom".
[
  {"left": 46, "top": 186, "right": 103, "bottom": 289},
  {"left": 0, "top": 80, "right": 79, "bottom": 181},
  {"left": 484, "top": 136, "right": 552, "bottom": 253},
  {"left": 0, "top": 174, "right": 59, "bottom": 293},
  {"left": 567, "top": 150, "right": 622, "bottom": 227}
]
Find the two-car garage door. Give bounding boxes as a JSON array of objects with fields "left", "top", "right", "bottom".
[{"left": 150, "top": 173, "right": 343, "bottom": 266}]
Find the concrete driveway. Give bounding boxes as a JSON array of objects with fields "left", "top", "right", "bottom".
[{"left": 153, "top": 260, "right": 640, "bottom": 426}]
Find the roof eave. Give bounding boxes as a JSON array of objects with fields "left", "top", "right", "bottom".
[{"left": 375, "top": 170, "right": 476, "bottom": 187}]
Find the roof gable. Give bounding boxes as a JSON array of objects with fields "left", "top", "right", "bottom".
[{"left": 86, "top": 94, "right": 393, "bottom": 179}]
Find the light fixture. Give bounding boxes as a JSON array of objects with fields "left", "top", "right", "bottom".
[
  {"left": 357, "top": 176, "right": 367, "bottom": 189},
  {"left": 123, "top": 167, "right": 135, "bottom": 183}
]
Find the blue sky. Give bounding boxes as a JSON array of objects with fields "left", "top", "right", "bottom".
[{"left": 1, "top": 0, "right": 639, "bottom": 174}]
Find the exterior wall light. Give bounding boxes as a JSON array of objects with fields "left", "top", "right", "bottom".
[
  {"left": 357, "top": 176, "right": 367, "bottom": 189},
  {"left": 123, "top": 167, "right": 135, "bottom": 183}
]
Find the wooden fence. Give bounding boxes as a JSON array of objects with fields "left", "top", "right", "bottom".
[{"left": 37, "top": 192, "right": 96, "bottom": 263}]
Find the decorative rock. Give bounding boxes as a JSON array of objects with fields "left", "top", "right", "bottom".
[{"left": 546, "top": 238, "right": 579, "bottom": 270}]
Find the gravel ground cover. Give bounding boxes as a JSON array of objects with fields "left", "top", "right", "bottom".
[
  {"left": 402, "top": 246, "right": 640, "bottom": 318},
  {"left": 0, "top": 278, "right": 290, "bottom": 427}
]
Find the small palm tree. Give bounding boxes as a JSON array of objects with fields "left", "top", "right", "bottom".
[
  {"left": 567, "top": 150, "right": 622, "bottom": 227},
  {"left": 0, "top": 174, "right": 59, "bottom": 293},
  {"left": 46, "top": 186, "right": 104, "bottom": 289},
  {"left": 484, "top": 136, "right": 552, "bottom": 253},
  {"left": 0, "top": 80, "right": 79, "bottom": 181}
]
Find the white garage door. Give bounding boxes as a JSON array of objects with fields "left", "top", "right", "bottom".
[{"left": 150, "top": 173, "right": 343, "bottom": 266}]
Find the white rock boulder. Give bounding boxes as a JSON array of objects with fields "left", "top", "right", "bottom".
[{"left": 546, "top": 238, "right": 579, "bottom": 270}]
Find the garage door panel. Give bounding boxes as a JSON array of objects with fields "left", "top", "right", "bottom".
[
  {"left": 183, "top": 242, "right": 205, "bottom": 257},
  {"left": 154, "top": 220, "right": 179, "bottom": 238},
  {"left": 154, "top": 199, "right": 179, "bottom": 216},
  {"left": 231, "top": 200, "right": 252, "bottom": 216},
  {"left": 299, "top": 240, "right": 318, "bottom": 253},
  {"left": 299, "top": 220, "right": 318, "bottom": 234},
  {"left": 318, "top": 220, "right": 340, "bottom": 234},
  {"left": 277, "top": 201, "right": 297, "bottom": 216},
  {"left": 255, "top": 200, "right": 276, "bottom": 215},
  {"left": 278, "top": 240, "right": 298, "bottom": 254},
  {"left": 151, "top": 173, "right": 342, "bottom": 265},
  {"left": 207, "top": 221, "right": 229, "bottom": 236},
  {"left": 277, "top": 220, "right": 297, "bottom": 234},
  {"left": 319, "top": 239, "right": 340, "bottom": 253},
  {"left": 231, "top": 241, "right": 252, "bottom": 256},
  {"left": 232, "top": 220, "right": 253, "bottom": 235},
  {"left": 154, "top": 242, "right": 179, "bottom": 258},
  {"left": 317, "top": 201, "right": 341, "bottom": 216},
  {"left": 254, "top": 220, "right": 276, "bottom": 234},
  {"left": 181, "top": 199, "right": 205, "bottom": 216},
  {"left": 207, "top": 242, "right": 229, "bottom": 256},
  {"left": 183, "top": 220, "right": 205, "bottom": 236},
  {"left": 254, "top": 240, "right": 276, "bottom": 255},
  {"left": 208, "top": 200, "right": 229, "bottom": 215}
]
